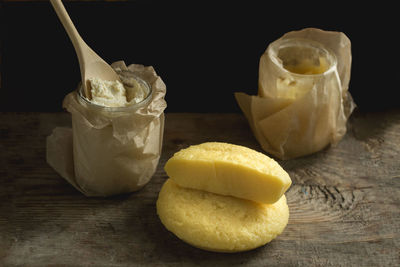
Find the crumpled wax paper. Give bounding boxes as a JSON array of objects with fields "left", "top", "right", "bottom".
[
  {"left": 46, "top": 61, "right": 167, "bottom": 196},
  {"left": 235, "top": 28, "right": 355, "bottom": 160}
]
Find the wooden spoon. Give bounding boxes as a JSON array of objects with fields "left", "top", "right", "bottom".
[{"left": 50, "top": 0, "right": 120, "bottom": 98}]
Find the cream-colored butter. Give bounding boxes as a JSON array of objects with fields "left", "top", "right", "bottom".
[
  {"left": 89, "top": 78, "right": 128, "bottom": 107},
  {"left": 89, "top": 77, "right": 149, "bottom": 107}
]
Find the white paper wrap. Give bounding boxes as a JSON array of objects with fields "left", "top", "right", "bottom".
[
  {"left": 235, "top": 28, "right": 355, "bottom": 160},
  {"left": 47, "top": 62, "right": 167, "bottom": 196}
]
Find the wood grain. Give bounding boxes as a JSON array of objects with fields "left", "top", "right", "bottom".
[{"left": 0, "top": 111, "right": 399, "bottom": 266}]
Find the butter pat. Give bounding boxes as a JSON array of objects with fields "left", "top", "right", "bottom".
[{"left": 164, "top": 142, "right": 292, "bottom": 204}]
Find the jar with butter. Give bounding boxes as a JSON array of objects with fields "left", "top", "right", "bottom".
[
  {"left": 260, "top": 38, "right": 338, "bottom": 101},
  {"left": 236, "top": 28, "right": 354, "bottom": 160},
  {"left": 60, "top": 63, "right": 167, "bottom": 196}
]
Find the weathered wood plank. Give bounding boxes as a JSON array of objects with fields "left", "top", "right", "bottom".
[{"left": 0, "top": 111, "right": 399, "bottom": 266}]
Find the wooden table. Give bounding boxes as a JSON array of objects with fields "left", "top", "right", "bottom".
[{"left": 1, "top": 111, "right": 399, "bottom": 266}]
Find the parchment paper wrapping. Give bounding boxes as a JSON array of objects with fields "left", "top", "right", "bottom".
[
  {"left": 235, "top": 28, "right": 355, "bottom": 160},
  {"left": 46, "top": 61, "right": 167, "bottom": 196}
]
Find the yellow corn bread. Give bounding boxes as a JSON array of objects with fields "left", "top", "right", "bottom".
[
  {"left": 164, "top": 142, "right": 291, "bottom": 204},
  {"left": 156, "top": 179, "right": 289, "bottom": 253}
]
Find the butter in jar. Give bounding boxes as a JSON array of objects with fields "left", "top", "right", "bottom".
[
  {"left": 63, "top": 67, "right": 165, "bottom": 196},
  {"left": 261, "top": 38, "right": 337, "bottom": 101},
  {"left": 236, "top": 28, "right": 354, "bottom": 160}
]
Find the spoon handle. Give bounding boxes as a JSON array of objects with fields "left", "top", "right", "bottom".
[
  {"left": 50, "top": 0, "right": 91, "bottom": 95},
  {"left": 50, "top": 0, "right": 88, "bottom": 65},
  {"left": 50, "top": 0, "right": 120, "bottom": 98}
]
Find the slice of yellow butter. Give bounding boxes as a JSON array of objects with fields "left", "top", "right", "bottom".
[{"left": 164, "top": 142, "right": 292, "bottom": 204}]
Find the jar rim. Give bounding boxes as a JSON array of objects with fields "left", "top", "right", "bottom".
[
  {"left": 76, "top": 74, "right": 153, "bottom": 113},
  {"left": 268, "top": 37, "right": 338, "bottom": 77}
]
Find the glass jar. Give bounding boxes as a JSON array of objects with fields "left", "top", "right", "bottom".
[
  {"left": 68, "top": 72, "right": 164, "bottom": 196},
  {"left": 260, "top": 38, "right": 338, "bottom": 101}
]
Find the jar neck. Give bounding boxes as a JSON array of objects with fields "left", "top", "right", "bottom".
[
  {"left": 76, "top": 74, "right": 153, "bottom": 114},
  {"left": 268, "top": 38, "right": 337, "bottom": 78}
]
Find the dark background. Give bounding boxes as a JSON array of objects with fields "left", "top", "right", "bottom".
[{"left": 1, "top": 1, "right": 398, "bottom": 113}]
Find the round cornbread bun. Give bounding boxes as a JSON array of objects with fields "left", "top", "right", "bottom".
[{"left": 156, "top": 179, "right": 289, "bottom": 253}]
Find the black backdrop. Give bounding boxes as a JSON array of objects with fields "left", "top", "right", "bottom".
[{"left": 1, "top": 1, "right": 398, "bottom": 112}]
